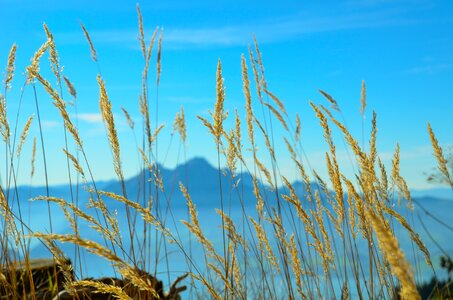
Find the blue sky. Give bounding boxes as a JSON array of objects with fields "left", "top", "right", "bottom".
[{"left": 1, "top": 0, "right": 452, "bottom": 189}]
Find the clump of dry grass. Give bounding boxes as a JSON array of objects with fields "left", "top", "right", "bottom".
[{"left": 1, "top": 6, "right": 440, "bottom": 300}]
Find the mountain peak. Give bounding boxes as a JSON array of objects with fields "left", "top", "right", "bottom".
[
  {"left": 176, "top": 157, "right": 216, "bottom": 174},
  {"left": 184, "top": 157, "right": 212, "bottom": 167}
]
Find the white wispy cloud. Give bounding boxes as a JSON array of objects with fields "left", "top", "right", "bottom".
[
  {"left": 165, "top": 96, "right": 213, "bottom": 104},
  {"left": 76, "top": 113, "right": 103, "bottom": 124},
  {"left": 73, "top": 112, "right": 132, "bottom": 132},
  {"left": 56, "top": 9, "right": 420, "bottom": 49},
  {"left": 345, "top": 0, "right": 427, "bottom": 7},
  {"left": 378, "top": 145, "right": 433, "bottom": 161},
  {"left": 408, "top": 63, "right": 453, "bottom": 75},
  {"left": 42, "top": 120, "right": 61, "bottom": 129}
]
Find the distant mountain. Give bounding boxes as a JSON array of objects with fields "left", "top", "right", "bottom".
[
  {"left": 101, "top": 157, "right": 259, "bottom": 209},
  {"left": 411, "top": 188, "right": 453, "bottom": 200},
  {"left": 5, "top": 157, "right": 452, "bottom": 211},
  {"left": 5, "top": 157, "right": 452, "bottom": 280}
]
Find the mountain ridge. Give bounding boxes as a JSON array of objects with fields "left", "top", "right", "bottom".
[{"left": 5, "top": 157, "right": 453, "bottom": 207}]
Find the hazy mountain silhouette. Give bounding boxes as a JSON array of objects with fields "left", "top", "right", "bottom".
[
  {"left": 6, "top": 157, "right": 452, "bottom": 211},
  {"left": 100, "top": 157, "right": 259, "bottom": 209},
  {"left": 6, "top": 156, "right": 452, "bottom": 278}
]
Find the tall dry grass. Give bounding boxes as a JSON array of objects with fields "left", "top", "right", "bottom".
[{"left": 0, "top": 6, "right": 447, "bottom": 300}]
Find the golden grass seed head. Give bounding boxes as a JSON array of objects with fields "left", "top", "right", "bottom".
[
  {"left": 391, "top": 143, "right": 401, "bottom": 185},
  {"left": 213, "top": 59, "right": 226, "bottom": 142},
  {"left": 173, "top": 107, "right": 186, "bottom": 142},
  {"left": 16, "top": 115, "right": 33, "bottom": 157},
  {"left": 27, "top": 39, "right": 50, "bottom": 83},
  {"left": 97, "top": 75, "right": 123, "bottom": 181},
  {"left": 43, "top": 23, "right": 62, "bottom": 81},
  {"left": 270, "top": 211, "right": 289, "bottom": 256},
  {"left": 97, "top": 190, "right": 174, "bottom": 243},
  {"left": 150, "top": 124, "right": 165, "bottom": 145},
  {"left": 33, "top": 196, "right": 99, "bottom": 233},
  {"left": 311, "top": 102, "right": 335, "bottom": 154},
  {"left": 32, "top": 233, "right": 124, "bottom": 264},
  {"left": 138, "top": 147, "right": 152, "bottom": 173},
  {"left": 136, "top": 3, "right": 146, "bottom": 59},
  {"left": 321, "top": 102, "right": 370, "bottom": 172},
  {"left": 121, "top": 107, "right": 135, "bottom": 129},
  {"left": 139, "top": 94, "right": 153, "bottom": 150},
  {"left": 86, "top": 195, "right": 122, "bottom": 243},
  {"left": 281, "top": 176, "right": 297, "bottom": 200},
  {"left": 313, "top": 191, "right": 334, "bottom": 261},
  {"left": 253, "top": 35, "right": 266, "bottom": 88},
  {"left": 250, "top": 217, "right": 280, "bottom": 272},
  {"left": 143, "top": 27, "right": 158, "bottom": 80},
  {"left": 378, "top": 158, "right": 387, "bottom": 184},
  {"left": 248, "top": 46, "right": 263, "bottom": 101},
  {"left": 262, "top": 101, "right": 288, "bottom": 131},
  {"left": 398, "top": 176, "right": 413, "bottom": 209},
  {"left": 325, "top": 152, "right": 345, "bottom": 223},
  {"left": 342, "top": 176, "right": 361, "bottom": 238},
  {"left": 295, "top": 113, "right": 301, "bottom": 141},
  {"left": 197, "top": 115, "right": 214, "bottom": 138},
  {"left": 369, "top": 111, "right": 378, "bottom": 172},
  {"left": 254, "top": 116, "right": 275, "bottom": 159},
  {"left": 230, "top": 246, "right": 243, "bottom": 293},
  {"left": 427, "top": 123, "right": 451, "bottom": 183},
  {"left": 360, "top": 80, "right": 367, "bottom": 115},
  {"left": 179, "top": 182, "right": 219, "bottom": 259},
  {"left": 319, "top": 89, "right": 340, "bottom": 112},
  {"left": 225, "top": 129, "right": 238, "bottom": 175},
  {"left": 255, "top": 156, "right": 274, "bottom": 190},
  {"left": 263, "top": 88, "right": 287, "bottom": 116},
  {"left": 248, "top": 176, "right": 263, "bottom": 221},
  {"left": 4, "top": 43, "right": 17, "bottom": 90},
  {"left": 63, "top": 76, "right": 77, "bottom": 99},
  {"left": 80, "top": 23, "right": 97, "bottom": 62},
  {"left": 323, "top": 198, "right": 344, "bottom": 238},
  {"left": 382, "top": 205, "right": 432, "bottom": 267},
  {"left": 284, "top": 137, "right": 296, "bottom": 160},
  {"left": 0, "top": 94, "right": 10, "bottom": 142},
  {"left": 27, "top": 69, "right": 83, "bottom": 148},
  {"left": 62, "top": 149, "right": 84, "bottom": 177},
  {"left": 192, "top": 274, "right": 222, "bottom": 300},
  {"left": 281, "top": 192, "right": 313, "bottom": 235},
  {"left": 314, "top": 104, "right": 345, "bottom": 213},
  {"left": 241, "top": 55, "right": 255, "bottom": 148},
  {"left": 156, "top": 28, "right": 163, "bottom": 86},
  {"left": 33, "top": 238, "right": 75, "bottom": 293},
  {"left": 320, "top": 104, "right": 335, "bottom": 121},
  {"left": 117, "top": 266, "right": 159, "bottom": 298},
  {"left": 73, "top": 280, "right": 131, "bottom": 300},
  {"left": 293, "top": 159, "right": 312, "bottom": 200},
  {"left": 215, "top": 208, "right": 246, "bottom": 247},
  {"left": 366, "top": 209, "right": 420, "bottom": 300},
  {"left": 234, "top": 109, "right": 242, "bottom": 153},
  {"left": 287, "top": 234, "right": 304, "bottom": 297},
  {"left": 0, "top": 188, "right": 20, "bottom": 245},
  {"left": 31, "top": 136, "right": 37, "bottom": 177},
  {"left": 341, "top": 283, "right": 349, "bottom": 300}
]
